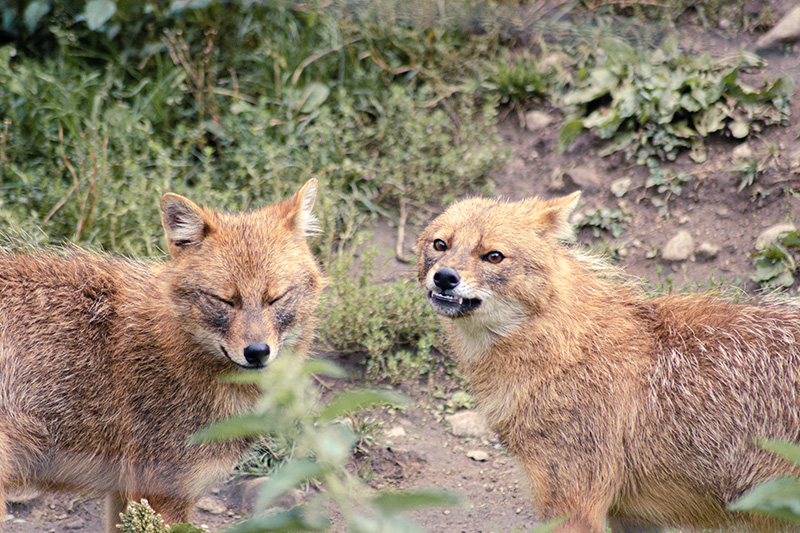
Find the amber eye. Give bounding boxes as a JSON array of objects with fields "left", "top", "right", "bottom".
[
  {"left": 485, "top": 251, "right": 504, "bottom": 264},
  {"left": 433, "top": 239, "right": 447, "bottom": 252}
]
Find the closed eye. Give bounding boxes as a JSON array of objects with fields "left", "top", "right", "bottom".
[
  {"left": 266, "top": 290, "right": 289, "bottom": 306},
  {"left": 203, "top": 291, "right": 235, "bottom": 308}
]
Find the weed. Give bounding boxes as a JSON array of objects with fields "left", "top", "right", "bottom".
[
  {"left": 195, "top": 357, "right": 464, "bottom": 532},
  {"left": 559, "top": 35, "right": 792, "bottom": 179},
  {"left": 480, "top": 49, "right": 556, "bottom": 123},
  {"left": 575, "top": 207, "right": 628, "bottom": 238},
  {"left": 119, "top": 500, "right": 206, "bottom": 533},
  {"left": 751, "top": 229, "right": 800, "bottom": 289}
]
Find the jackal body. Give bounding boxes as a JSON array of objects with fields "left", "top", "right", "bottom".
[
  {"left": 417, "top": 192, "right": 800, "bottom": 532},
  {"left": 0, "top": 180, "right": 324, "bottom": 531}
]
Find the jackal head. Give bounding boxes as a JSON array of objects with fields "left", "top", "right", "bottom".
[
  {"left": 416, "top": 192, "right": 580, "bottom": 334},
  {"left": 160, "top": 179, "right": 325, "bottom": 370}
]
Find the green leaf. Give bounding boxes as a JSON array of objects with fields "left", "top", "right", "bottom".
[
  {"left": 600, "top": 36, "right": 636, "bottom": 66},
  {"left": 83, "top": 0, "right": 116, "bottom": 30},
  {"left": 319, "top": 389, "right": 407, "bottom": 421},
  {"left": 255, "top": 460, "right": 325, "bottom": 510},
  {"left": 557, "top": 119, "right": 585, "bottom": 152},
  {"left": 23, "top": 1, "right": 49, "bottom": 33},
  {"left": 757, "top": 439, "right": 800, "bottom": 468},
  {"left": 372, "top": 489, "right": 466, "bottom": 514},
  {"left": 229, "top": 507, "right": 328, "bottom": 533},
  {"left": 728, "top": 476, "right": 800, "bottom": 522},
  {"left": 170, "top": 524, "right": 208, "bottom": 533},
  {"left": 302, "top": 358, "right": 348, "bottom": 379},
  {"left": 730, "top": 119, "right": 750, "bottom": 138},
  {"left": 297, "top": 83, "right": 330, "bottom": 114},
  {"left": 191, "top": 413, "right": 268, "bottom": 444},
  {"left": 562, "top": 68, "right": 618, "bottom": 106},
  {"left": 169, "top": 0, "right": 212, "bottom": 12}
]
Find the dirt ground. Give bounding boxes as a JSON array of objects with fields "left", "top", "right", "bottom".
[{"left": 6, "top": 4, "right": 800, "bottom": 532}]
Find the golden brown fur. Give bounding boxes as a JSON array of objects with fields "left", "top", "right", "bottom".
[
  {"left": 417, "top": 192, "right": 800, "bottom": 532},
  {"left": 0, "top": 180, "right": 325, "bottom": 531}
]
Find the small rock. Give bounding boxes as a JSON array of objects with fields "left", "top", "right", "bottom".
[
  {"left": 196, "top": 495, "right": 227, "bottom": 515},
  {"left": 524, "top": 110, "right": 554, "bottom": 131},
  {"left": 445, "top": 411, "right": 491, "bottom": 438},
  {"left": 563, "top": 166, "right": 602, "bottom": 192},
  {"left": 662, "top": 230, "right": 695, "bottom": 262},
  {"left": 756, "top": 5, "right": 800, "bottom": 49},
  {"left": 466, "top": 450, "right": 490, "bottom": 462},
  {"left": 715, "top": 207, "right": 730, "bottom": 219},
  {"left": 62, "top": 517, "right": 85, "bottom": 530},
  {"left": 696, "top": 241, "right": 721, "bottom": 262},
  {"left": 756, "top": 223, "right": 797, "bottom": 250},
  {"left": 548, "top": 166, "right": 602, "bottom": 193},
  {"left": 732, "top": 142, "right": 753, "bottom": 160},
  {"left": 385, "top": 425, "right": 407, "bottom": 438}
]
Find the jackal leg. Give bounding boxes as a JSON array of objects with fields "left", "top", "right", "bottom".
[
  {"left": 104, "top": 491, "right": 127, "bottom": 533},
  {"left": 143, "top": 494, "right": 194, "bottom": 526}
]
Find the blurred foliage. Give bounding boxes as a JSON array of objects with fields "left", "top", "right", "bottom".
[
  {"left": 193, "top": 356, "right": 465, "bottom": 532},
  {"left": 729, "top": 439, "right": 800, "bottom": 524}
]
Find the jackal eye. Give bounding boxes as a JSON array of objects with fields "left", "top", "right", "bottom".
[
  {"left": 204, "top": 291, "right": 235, "bottom": 308},
  {"left": 266, "top": 290, "right": 287, "bottom": 306},
  {"left": 484, "top": 251, "right": 504, "bottom": 264},
  {"left": 433, "top": 239, "right": 447, "bottom": 252}
]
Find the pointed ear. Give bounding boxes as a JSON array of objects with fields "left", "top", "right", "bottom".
[
  {"left": 536, "top": 191, "right": 581, "bottom": 241},
  {"left": 161, "top": 193, "right": 214, "bottom": 257},
  {"left": 278, "top": 179, "right": 319, "bottom": 237}
]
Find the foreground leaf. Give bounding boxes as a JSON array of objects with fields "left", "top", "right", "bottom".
[
  {"left": 728, "top": 476, "right": 800, "bottom": 523},
  {"left": 372, "top": 489, "right": 466, "bottom": 514}
]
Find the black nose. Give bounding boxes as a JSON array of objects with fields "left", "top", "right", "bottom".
[
  {"left": 433, "top": 267, "right": 460, "bottom": 291},
  {"left": 243, "top": 342, "right": 270, "bottom": 367}
]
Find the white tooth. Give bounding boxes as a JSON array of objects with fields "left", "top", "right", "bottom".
[{"left": 458, "top": 297, "right": 463, "bottom": 305}]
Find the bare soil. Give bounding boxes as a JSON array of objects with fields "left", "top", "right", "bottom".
[{"left": 6, "top": 5, "right": 800, "bottom": 532}]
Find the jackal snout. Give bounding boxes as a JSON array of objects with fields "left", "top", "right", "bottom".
[
  {"left": 432, "top": 266, "right": 460, "bottom": 291},
  {"left": 243, "top": 342, "right": 270, "bottom": 367}
]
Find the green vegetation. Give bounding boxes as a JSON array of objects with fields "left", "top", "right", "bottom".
[
  {"left": 193, "top": 356, "right": 463, "bottom": 532},
  {"left": 751, "top": 229, "right": 800, "bottom": 289},
  {"left": 319, "top": 246, "right": 446, "bottom": 382},
  {"left": 4, "top": 1, "right": 800, "bottom": 529},
  {"left": 729, "top": 439, "right": 800, "bottom": 524},
  {"left": 559, "top": 35, "right": 792, "bottom": 174},
  {"left": 119, "top": 500, "right": 206, "bottom": 533}
]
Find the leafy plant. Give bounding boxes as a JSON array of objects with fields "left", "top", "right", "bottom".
[
  {"left": 559, "top": 35, "right": 792, "bottom": 173},
  {"left": 751, "top": 229, "right": 800, "bottom": 289},
  {"left": 194, "top": 356, "right": 464, "bottom": 532},
  {"left": 729, "top": 439, "right": 800, "bottom": 524},
  {"left": 481, "top": 49, "right": 557, "bottom": 122},
  {"left": 575, "top": 207, "right": 628, "bottom": 238},
  {"left": 119, "top": 499, "right": 207, "bottom": 533}
]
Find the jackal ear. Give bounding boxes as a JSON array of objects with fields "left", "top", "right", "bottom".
[
  {"left": 278, "top": 178, "right": 319, "bottom": 237},
  {"left": 161, "top": 193, "right": 214, "bottom": 256},
  {"left": 536, "top": 191, "right": 581, "bottom": 241}
]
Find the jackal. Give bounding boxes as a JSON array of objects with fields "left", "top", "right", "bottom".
[
  {"left": 0, "top": 179, "right": 325, "bottom": 531},
  {"left": 417, "top": 192, "right": 800, "bottom": 532}
]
